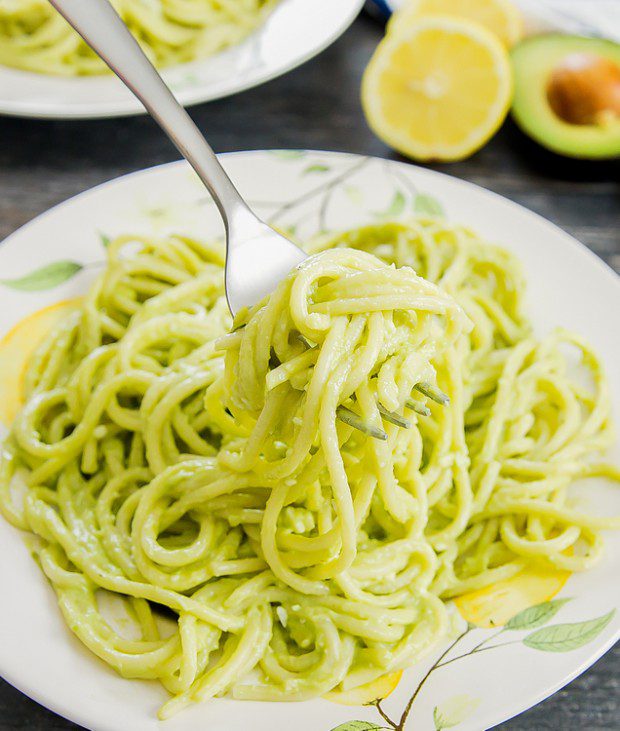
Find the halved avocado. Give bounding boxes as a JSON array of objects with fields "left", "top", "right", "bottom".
[{"left": 511, "top": 34, "right": 620, "bottom": 159}]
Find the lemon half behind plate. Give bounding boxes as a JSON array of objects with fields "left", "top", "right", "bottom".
[
  {"left": 362, "top": 15, "right": 513, "bottom": 161},
  {"left": 388, "top": 0, "right": 524, "bottom": 49}
]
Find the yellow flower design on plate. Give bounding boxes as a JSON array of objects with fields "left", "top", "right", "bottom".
[
  {"left": 0, "top": 300, "right": 81, "bottom": 426},
  {"left": 324, "top": 670, "right": 403, "bottom": 706},
  {"left": 454, "top": 565, "right": 571, "bottom": 628}
]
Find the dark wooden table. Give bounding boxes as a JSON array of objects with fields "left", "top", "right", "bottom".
[{"left": 0, "top": 12, "right": 618, "bottom": 731}]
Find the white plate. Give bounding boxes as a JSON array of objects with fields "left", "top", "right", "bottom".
[
  {"left": 0, "top": 151, "right": 618, "bottom": 731},
  {"left": 0, "top": 0, "right": 364, "bottom": 119}
]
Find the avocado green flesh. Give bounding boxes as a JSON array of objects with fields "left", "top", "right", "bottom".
[{"left": 511, "top": 34, "right": 620, "bottom": 159}]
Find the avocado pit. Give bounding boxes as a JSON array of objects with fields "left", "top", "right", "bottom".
[{"left": 546, "top": 52, "right": 620, "bottom": 126}]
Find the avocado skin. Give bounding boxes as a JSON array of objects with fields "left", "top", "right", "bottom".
[{"left": 511, "top": 34, "right": 620, "bottom": 160}]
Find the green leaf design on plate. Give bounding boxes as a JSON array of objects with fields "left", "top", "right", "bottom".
[
  {"left": 523, "top": 609, "right": 615, "bottom": 652},
  {"left": 0, "top": 261, "right": 83, "bottom": 292},
  {"left": 345, "top": 185, "right": 363, "bottom": 206},
  {"left": 167, "top": 73, "right": 199, "bottom": 91},
  {"left": 271, "top": 150, "right": 307, "bottom": 160},
  {"left": 433, "top": 695, "right": 480, "bottom": 730},
  {"left": 100, "top": 232, "right": 111, "bottom": 248},
  {"left": 414, "top": 193, "right": 444, "bottom": 217},
  {"left": 374, "top": 191, "right": 406, "bottom": 220},
  {"left": 505, "top": 598, "right": 571, "bottom": 631},
  {"left": 303, "top": 164, "right": 330, "bottom": 175},
  {"left": 330, "top": 723, "right": 383, "bottom": 731}
]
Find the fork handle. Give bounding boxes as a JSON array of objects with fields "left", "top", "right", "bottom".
[{"left": 49, "top": 0, "right": 252, "bottom": 230}]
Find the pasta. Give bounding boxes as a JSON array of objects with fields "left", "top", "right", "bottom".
[
  {"left": 0, "top": 0, "right": 277, "bottom": 76},
  {"left": 0, "top": 219, "right": 618, "bottom": 718}
]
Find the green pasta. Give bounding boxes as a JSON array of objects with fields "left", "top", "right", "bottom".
[
  {"left": 0, "top": 220, "right": 618, "bottom": 718},
  {"left": 0, "top": 0, "right": 277, "bottom": 76}
]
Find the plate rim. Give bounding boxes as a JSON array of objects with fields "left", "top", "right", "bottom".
[
  {"left": 0, "top": 149, "right": 618, "bottom": 731},
  {"left": 0, "top": 0, "right": 365, "bottom": 120},
  {"left": 2, "top": 149, "right": 619, "bottom": 293}
]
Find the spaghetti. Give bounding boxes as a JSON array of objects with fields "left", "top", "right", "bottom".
[
  {"left": 0, "top": 0, "right": 277, "bottom": 76},
  {"left": 0, "top": 220, "right": 617, "bottom": 718}
]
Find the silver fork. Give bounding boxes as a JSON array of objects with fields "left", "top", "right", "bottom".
[
  {"left": 49, "top": 0, "right": 449, "bottom": 439},
  {"left": 49, "top": 0, "right": 307, "bottom": 317}
]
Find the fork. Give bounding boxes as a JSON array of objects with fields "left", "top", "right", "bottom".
[
  {"left": 49, "top": 0, "right": 307, "bottom": 318},
  {"left": 49, "top": 0, "right": 449, "bottom": 438}
]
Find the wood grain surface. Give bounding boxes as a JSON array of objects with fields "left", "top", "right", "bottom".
[{"left": 0, "top": 12, "right": 618, "bottom": 731}]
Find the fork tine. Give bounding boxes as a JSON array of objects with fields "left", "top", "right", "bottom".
[
  {"left": 413, "top": 382, "right": 450, "bottom": 405},
  {"left": 405, "top": 399, "right": 431, "bottom": 417},
  {"left": 337, "top": 406, "right": 388, "bottom": 441},
  {"left": 377, "top": 403, "right": 411, "bottom": 428}
]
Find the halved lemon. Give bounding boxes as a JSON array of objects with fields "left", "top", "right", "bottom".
[
  {"left": 0, "top": 299, "right": 80, "bottom": 426},
  {"left": 454, "top": 564, "right": 571, "bottom": 628},
  {"left": 388, "top": 0, "right": 524, "bottom": 49},
  {"left": 362, "top": 16, "right": 513, "bottom": 161},
  {"left": 324, "top": 670, "right": 403, "bottom": 705}
]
